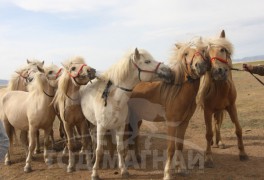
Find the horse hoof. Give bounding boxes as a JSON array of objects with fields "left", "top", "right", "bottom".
[
  {"left": 5, "top": 161, "right": 11, "bottom": 166},
  {"left": 67, "top": 166, "right": 75, "bottom": 173},
  {"left": 212, "top": 144, "right": 219, "bottom": 148},
  {"left": 163, "top": 175, "right": 174, "bottom": 180},
  {"left": 240, "top": 154, "right": 249, "bottom": 161},
  {"left": 121, "top": 171, "right": 130, "bottom": 178},
  {"left": 34, "top": 149, "right": 41, "bottom": 154},
  {"left": 24, "top": 166, "right": 32, "bottom": 173},
  {"left": 45, "top": 159, "right": 53, "bottom": 166},
  {"left": 91, "top": 175, "right": 101, "bottom": 180},
  {"left": 205, "top": 160, "right": 214, "bottom": 168},
  {"left": 219, "top": 144, "right": 225, "bottom": 149},
  {"left": 177, "top": 169, "right": 189, "bottom": 176}
]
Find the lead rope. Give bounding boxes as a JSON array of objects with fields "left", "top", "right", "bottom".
[{"left": 231, "top": 67, "right": 264, "bottom": 86}]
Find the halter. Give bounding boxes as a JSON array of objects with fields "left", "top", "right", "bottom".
[
  {"left": 210, "top": 57, "right": 228, "bottom": 64},
  {"left": 55, "top": 68, "right": 63, "bottom": 79},
  {"left": 102, "top": 80, "right": 133, "bottom": 107},
  {"left": 67, "top": 63, "right": 87, "bottom": 86},
  {"left": 185, "top": 51, "right": 207, "bottom": 80},
  {"left": 131, "top": 57, "right": 162, "bottom": 81}
]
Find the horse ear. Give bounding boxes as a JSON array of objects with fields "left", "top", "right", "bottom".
[
  {"left": 134, "top": 48, "right": 140, "bottom": 60},
  {"left": 42, "top": 61, "right": 44, "bottom": 65},
  {"left": 27, "top": 59, "right": 31, "bottom": 64},
  {"left": 61, "top": 62, "right": 68, "bottom": 69},
  {"left": 220, "top": 30, "right": 225, "bottom": 38},
  {"left": 175, "top": 43, "right": 182, "bottom": 49},
  {"left": 37, "top": 66, "right": 45, "bottom": 73}
]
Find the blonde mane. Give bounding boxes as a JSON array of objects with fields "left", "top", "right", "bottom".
[
  {"left": 161, "top": 43, "right": 194, "bottom": 102},
  {"left": 7, "top": 65, "right": 28, "bottom": 91},
  {"left": 53, "top": 57, "right": 85, "bottom": 109},
  {"left": 196, "top": 36, "right": 234, "bottom": 109},
  {"left": 100, "top": 50, "right": 136, "bottom": 85}
]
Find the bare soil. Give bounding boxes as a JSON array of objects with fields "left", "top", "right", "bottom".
[{"left": 0, "top": 62, "right": 264, "bottom": 180}]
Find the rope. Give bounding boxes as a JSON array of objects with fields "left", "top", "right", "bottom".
[{"left": 231, "top": 68, "right": 264, "bottom": 86}]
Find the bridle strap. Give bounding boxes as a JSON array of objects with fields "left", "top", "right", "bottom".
[
  {"left": 55, "top": 68, "right": 63, "bottom": 79},
  {"left": 132, "top": 59, "right": 162, "bottom": 81},
  {"left": 210, "top": 57, "right": 228, "bottom": 64},
  {"left": 68, "top": 64, "right": 87, "bottom": 78},
  {"left": 102, "top": 80, "right": 133, "bottom": 106},
  {"left": 43, "top": 90, "right": 55, "bottom": 98}
]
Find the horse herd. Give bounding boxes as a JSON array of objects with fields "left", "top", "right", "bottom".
[{"left": 0, "top": 30, "right": 248, "bottom": 180}]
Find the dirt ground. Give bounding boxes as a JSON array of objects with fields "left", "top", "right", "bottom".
[{"left": 0, "top": 62, "right": 264, "bottom": 180}]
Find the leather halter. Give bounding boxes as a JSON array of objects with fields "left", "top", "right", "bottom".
[
  {"left": 102, "top": 80, "right": 133, "bottom": 107},
  {"left": 131, "top": 58, "right": 162, "bottom": 81},
  {"left": 210, "top": 57, "right": 228, "bottom": 64},
  {"left": 67, "top": 64, "right": 87, "bottom": 86},
  {"left": 185, "top": 51, "right": 206, "bottom": 80},
  {"left": 43, "top": 68, "right": 62, "bottom": 98}
]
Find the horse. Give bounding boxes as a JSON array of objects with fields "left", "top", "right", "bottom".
[
  {"left": 196, "top": 30, "right": 248, "bottom": 168},
  {"left": 80, "top": 48, "right": 173, "bottom": 180},
  {"left": 2, "top": 64, "right": 60, "bottom": 172},
  {"left": 53, "top": 56, "right": 96, "bottom": 173},
  {"left": 126, "top": 39, "right": 209, "bottom": 180},
  {"left": 0, "top": 60, "right": 45, "bottom": 152}
]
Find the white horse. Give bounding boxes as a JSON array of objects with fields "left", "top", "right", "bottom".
[
  {"left": 53, "top": 57, "right": 96, "bottom": 172},
  {"left": 80, "top": 48, "right": 173, "bottom": 180},
  {"left": 2, "top": 64, "right": 60, "bottom": 172}
]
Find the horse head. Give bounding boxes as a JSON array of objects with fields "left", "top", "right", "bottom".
[
  {"left": 207, "top": 30, "right": 233, "bottom": 81},
  {"left": 172, "top": 38, "right": 209, "bottom": 80},
  {"left": 131, "top": 48, "right": 173, "bottom": 83},
  {"left": 62, "top": 56, "right": 96, "bottom": 86}
]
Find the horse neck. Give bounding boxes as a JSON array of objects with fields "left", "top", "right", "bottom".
[{"left": 65, "top": 79, "right": 81, "bottom": 100}]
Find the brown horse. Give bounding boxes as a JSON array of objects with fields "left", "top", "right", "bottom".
[
  {"left": 127, "top": 39, "right": 209, "bottom": 180},
  {"left": 196, "top": 30, "right": 248, "bottom": 168},
  {"left": 53, "top": 57, "right": 96, "bottom": 173}
]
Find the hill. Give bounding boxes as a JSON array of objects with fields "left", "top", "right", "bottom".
[
  {"left": 234, "top": 55, "right": 264, "bottom": 62},
  {"left": 0, "top": 79, "right": 8, "bottom": 85}
]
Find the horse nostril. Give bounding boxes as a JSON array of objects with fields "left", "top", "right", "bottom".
[{"left": 218, "top": 68, "right": 222, "bottom": 73}]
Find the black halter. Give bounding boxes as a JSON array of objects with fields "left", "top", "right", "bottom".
[{"left": 102, "top": 80, "right": 133, "bottom": 107}]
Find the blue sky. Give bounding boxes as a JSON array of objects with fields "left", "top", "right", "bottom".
[{"left": 0, "top": 0, "right": 263, "bottom": 79}]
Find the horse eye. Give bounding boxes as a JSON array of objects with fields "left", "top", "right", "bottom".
[
  {"left": 48, "top": 71, "right": 53, "bottom": 75},
  {"left": 145, "top": 60, "right": 151, "bottom": 64},
  {"left": 71, "top": 67, "right": 76, "bottom": 71},
  {"left": 184, "top": 53, "right": 188, "bottom": 57},
  {"left": 220, "top": 48, "right": 226, "bottom": 53}
]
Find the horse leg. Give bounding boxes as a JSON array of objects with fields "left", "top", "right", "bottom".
[
  {"left": 204, "top": 110, "right": 214, "bottom": 168},
  {"left": 50, "top": 128, "right": 55, "bottom": 150},
  {"left": 44, "top": 128, "right": 53, "bottom": 165},
  {"left": 64, "top": 122, "right": 75, "bottom": 173},
  {"left": 175, "top": 119, "right": 190, "bottom": 175},
  {"left": 24, "top": 127, "right": 37, "bottom": 172},
  {"left": 20, "top": 130, "right": 29, "bottom": 156},
  {"left": 116, "top": 125, "right": 129, "bottom": 178},
  {"left": 91, "top": 125, "right": 106, "bottom": 180},
  {"left": 3, "top": 120, "right": 14, "bottom": 166},
  {"left": 77, "top": 120, "right": 92, "bottom": 169},
  {"left": 34, "top": 130, "right": 41, "bottom": 154},
  {"left": 163, "top": 125, "right": 176, "bottom": 180},
  {"left": 213, "top": 112, "right": 225, "bottom": 149},
  {"left": 226, "top": 104, "right": 248, "bottom": 160}
]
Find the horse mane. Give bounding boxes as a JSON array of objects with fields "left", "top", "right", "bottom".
[
  {"left": 7, "top": 65, "right": 28, "bottom": 91},
  {"left": 196, "top": 36, "right": 234, "bottom": 109},
  {"left": 100, "top": 50, "right": 137, "bottom": 85},
  {"left": 53, "top": 56, "right": 85, "bottom": 108},
  {"left": 160, "top": 43, "right": 193, "bottom": 103}
]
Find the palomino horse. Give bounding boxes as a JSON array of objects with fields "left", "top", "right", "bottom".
[
  {"left": 0, "top": 60, "right": 45, "bottom": 152},
  {"left": 80, "top": 48, "right": 173, "bottom": 180},
  {"left": 53, "top": 57, "right": 96, "bottom": 172},
  {"left": 2, "top": 64, "right": 60, "bottom": 172},
  {"left": 196, "top": 30, "right": 248, "bottom": 168},
  {"left": 127, "top": 39, "right": 208, "bottom": 180}
]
